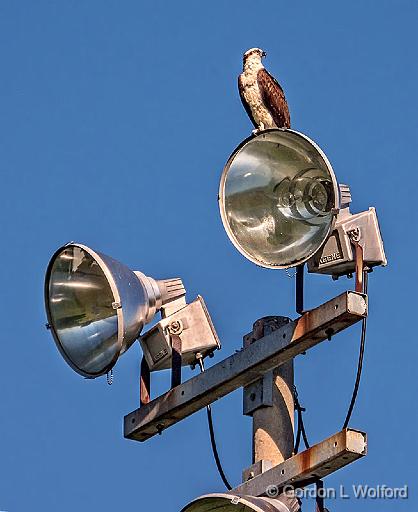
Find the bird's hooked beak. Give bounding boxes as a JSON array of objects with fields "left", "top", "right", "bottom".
[{"left": 261, "top": 50, "right": 267, "bottom": 58}]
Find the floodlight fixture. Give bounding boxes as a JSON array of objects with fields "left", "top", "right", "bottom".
[
  {"left": 308, "top": 185, "right": 387, "bottom": 278},
  {"left": 219, "top": 129, "right": 339, "bottom": 269},
  {"left": 45, "top": 243, "right": 220, "bottom": 380},
  {"left": 181, "top": 493, "right": 300, "bottom": 512}
]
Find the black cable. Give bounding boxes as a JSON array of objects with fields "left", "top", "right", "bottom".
[
  {"left": 206, "top": 404, "right": 233, "bottom": 490},
  {"left": 293, "top": 386, "right": 310, "bottom": 454},
  {"left": 197, "top": 356, "right": 232, "bottom": 490},
  {"left": 342, "top": 270, "right": 369, "bottom": 430},
  {"left": 294, "top": 388, "right": 328, "bottom": 512},
  {"left": 300, "top": 416, "right": 310, "bottom": 450},
  {"left": 294, "top": 410, "right": 302, "bottom": 454}
]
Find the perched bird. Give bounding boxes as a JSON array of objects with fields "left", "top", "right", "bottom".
[{"left": 238, "top": 48, "right": 290, "bottom": 131}]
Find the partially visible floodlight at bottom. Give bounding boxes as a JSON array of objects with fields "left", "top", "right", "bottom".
[{"left": 181, "top": 493, "right": 300, "bottom": 512}]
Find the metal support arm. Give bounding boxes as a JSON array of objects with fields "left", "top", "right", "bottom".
[
  {"left": 125, "top": 291, "right": 367, "bottom": 442},
  {"left": 231, "top": 429, "right": 367, "bottom": 497}
]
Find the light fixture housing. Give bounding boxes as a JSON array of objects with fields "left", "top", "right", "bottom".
[
  {"left": 181, "top": 493, "right": 300, "bottom": 512},
  {"left": 140, "top": 295, "right": 220, "bottom": 372},
  {"left": 44, "top": 243, "right": 185, "bottom": 378},
  {"left": 219, "top": 129, "right": 339, "bottom": 269},
  {"left": 308, "top": 185, "right": 387, "bottom": 277}
]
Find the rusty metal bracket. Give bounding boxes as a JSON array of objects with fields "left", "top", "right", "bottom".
[
  {"left": 348, "top": 229, "right": 364, "bottom": 293},
  {"left": 230, "top": 429, "right": 367, "bottom": 497},
  {"left": 296, "top": 264, "right": 305, "bottom": 315},
  {"left": 140, "top": 356, "right": 151, "bottom": 407},
  {"left": 243, "top": 373, "right": 274, "bottom": 416},
  {"left": 170, "top": 333, "right": 182, "bottom": 389},
  {"left": 125, "top": 291, "right": 367, "bottom": 442},
  {"left": 243, "top": 317, "right": 291, "bottom": 416},
  {"left": 242, "top": 460, "right": 274, "bottom": 483}
]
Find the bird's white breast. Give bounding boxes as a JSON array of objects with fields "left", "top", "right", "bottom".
[{"left": 240, "top": 65, "right": 275, "bottom": 129}]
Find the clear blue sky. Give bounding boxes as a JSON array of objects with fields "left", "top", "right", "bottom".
[{"left": 1, "top": 1, "right": 417, "bottom": 511}]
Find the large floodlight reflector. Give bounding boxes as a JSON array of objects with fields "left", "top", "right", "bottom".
[
  {"left": 219, "top": 130, "right": 339, "bottom": 269},
  {"left": 45, "top": 243, "right": 184, "bottom": 378}
]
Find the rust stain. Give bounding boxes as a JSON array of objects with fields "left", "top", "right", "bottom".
[
  {"left": 293, "top": 311, "right": 313, "bottom": 340},
  {"left": 299, "top": 446, "right": 312, "bottom": 474}
]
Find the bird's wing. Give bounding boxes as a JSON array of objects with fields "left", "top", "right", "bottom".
[
  {"left": 238, "top": 74, "right": 258, "bottom": 128},
  {"left": 257, "top": 68, "right": 291, "bottom": 129}
]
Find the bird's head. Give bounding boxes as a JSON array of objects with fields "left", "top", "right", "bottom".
[{"left": 243, "top": 47, "right": 266, "bottom": 67}]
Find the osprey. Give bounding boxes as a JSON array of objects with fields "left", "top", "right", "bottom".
[{"left": 238, "top": 48, "right": 290, "bottom": 131}]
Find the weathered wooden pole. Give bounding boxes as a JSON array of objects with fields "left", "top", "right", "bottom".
[
  {"left": 253, "top": 361, "right": 294, "bottom": 465},
  {"left": 242, "top": 316, "right": 295, "bottom": 479}
]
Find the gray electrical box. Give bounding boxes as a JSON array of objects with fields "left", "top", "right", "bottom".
[
  {"left": 140, "top": 296, "right": 221, "bottom": 372},
  {"left": 308, "top": 207, "right": 387, "bottom": 278}
]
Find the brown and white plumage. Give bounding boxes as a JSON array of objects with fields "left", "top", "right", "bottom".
[{"left": 238, "top": 48, "right": 290, "bottom": 130}]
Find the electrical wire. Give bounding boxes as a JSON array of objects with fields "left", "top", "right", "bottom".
[
  {"left": 293, "top": 386, "right": 310, "bottom": 454},
  {"left": 293, "top": 268, "right": 370, "bottom": 510},
  {"left": 294, "top": 415, "right": 302, "bottom": 454},
  {"left": 206, "top": 404, "right": 233, "bottom": 490},
  {"left": 197, "top": 356, "right": 233, "bottom": 491},
  {"left": 294, "top": 389, "right": 327, "bottom": 512},
  {"left": 342, "top": 270, "right": 369, "bottom": 429},
  {"left": 196, "top": 267, "right": 369, "bottom": 498}
]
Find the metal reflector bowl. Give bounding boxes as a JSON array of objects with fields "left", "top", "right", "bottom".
[
  {"left": 181, "top": 494, "right": 300, "bottom": 512},
  {"left": 219, "top": 129, "right": 339, "bottom": 269},
  {"left": 45, "top": 243, "right": 153, "bottom": 378}
]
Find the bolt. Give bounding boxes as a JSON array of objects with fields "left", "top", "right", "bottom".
[
  {"left": 325, "top": 328, "right": 334, "bottom": 341},
  {"left": 168, "top": 320, "right": 183, "bottom": 335}
]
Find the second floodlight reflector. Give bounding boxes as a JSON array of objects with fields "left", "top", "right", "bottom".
[
  {"left": 45, "top": 243, "right": 185, "bottom": 378},
  {"left": 219, "top": 129, "right": 339, "bottom": 269},
  {"left": 181, "top": 493, "right": 300, "bottom": 512}
]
